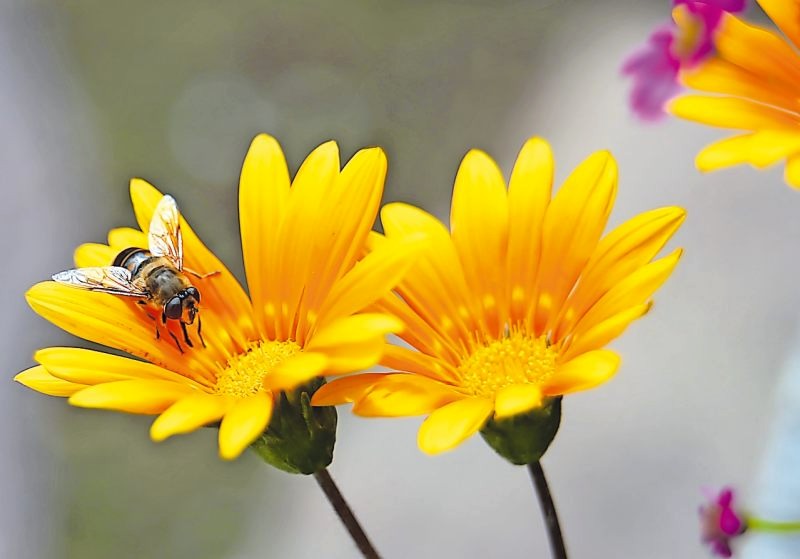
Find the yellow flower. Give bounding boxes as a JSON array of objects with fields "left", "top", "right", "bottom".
[
  {"left": 313, "top": 138, "right": 685, "bottom": 456},
  {"left": 669, "top": 1, "right": 800, "bottom": 188},
  {"left": 16, "top": 134, "right": 418, "bottom": 460}
]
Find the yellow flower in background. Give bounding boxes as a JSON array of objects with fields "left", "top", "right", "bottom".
[
  {"left": 670, "top": 1, "right": 800, "bottom": 188},
  {"left": 314, "top": 138, "right": 685, "bottom": 457},
  {"left": 16, "top": 134, "right": 418, "bottom": 461}
]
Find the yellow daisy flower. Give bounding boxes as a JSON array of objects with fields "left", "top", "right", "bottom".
[
  {"left": 313, "top": 138, "right": 685, "bottom": 457},
  {"left": 16, "top": 134, "right": 418, "bottom": 461},
  {"left": 670, "top": 1, "right": 800, "bottom": 188}
]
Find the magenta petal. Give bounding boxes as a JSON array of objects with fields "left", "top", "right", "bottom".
[
  {"left": 711, "top": 540, "right": 733, "bottom": 558},
  {"left": 717, "top": 488, "right": 734, "bottom": 508},
  {"left": 719, "top": 507, "right": 743, "bottom": 536}
]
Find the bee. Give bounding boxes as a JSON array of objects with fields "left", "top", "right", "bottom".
[{"left": 53, "top": 194, "right": 214, "bottom": 353}]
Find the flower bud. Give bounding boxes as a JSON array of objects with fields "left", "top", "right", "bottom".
[
  {"left": 480, "top": 396, "right": 561, "bottom": 465},
  {"left": 250, "top": 378, "right": 337, "bottom": 475}
]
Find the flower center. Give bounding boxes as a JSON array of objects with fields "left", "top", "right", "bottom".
[
  {"left": 458, "top": 331, "right": 557, "bottom": 398},
  {"left": 215, "top": 340, "right": 300, "bottom": 398}
]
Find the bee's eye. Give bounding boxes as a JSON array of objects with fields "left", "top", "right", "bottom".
[
  {"left": 165, "top": 297, "right": 183, "bottom": 320},
  {"left": 186, "top": 287, "right": 200, "bottom": 303}
]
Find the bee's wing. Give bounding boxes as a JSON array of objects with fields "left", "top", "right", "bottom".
[
  {"left": 52, "top": 266, "right": 149, "bottom": 297},
  {"left": 148, "top": 194, "right": 183, "bottom": 270}
]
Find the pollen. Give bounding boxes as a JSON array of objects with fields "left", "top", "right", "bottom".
[
  {"left": 215, "top": 340, "right": 301, "bottom": 399},
  {"left": 458, "top": 331, "right": 557, "bottom": 398}
]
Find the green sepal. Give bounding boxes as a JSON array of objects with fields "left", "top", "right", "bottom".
[
  {"left": 479, "top": 396, "right": 562, "bottom": 465},
  {"left": 250, "top": 377, "right": 337, "bottom": 475}
]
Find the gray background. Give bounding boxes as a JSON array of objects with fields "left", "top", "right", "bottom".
[{"left": 1, "top": 1, "right": 796, "bottom": 557}]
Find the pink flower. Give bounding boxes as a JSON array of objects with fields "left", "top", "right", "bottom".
[
  {"left": 622, "top": 0, "right": 746, "bottom": 121},
  {"left": 699, "top": 487, "right": 746, "bottom": 557}
]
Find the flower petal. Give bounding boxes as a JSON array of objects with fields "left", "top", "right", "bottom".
[
  {"left": 669, "top": 95, "right": 800, "bottom": 130},
  {"left": 35, "top": 347, "right": 206, "bottom": 388},
  {"left": 352, "top": 374, "right": 464, "bottom": 417},
  {"left": 535, "top": 150, "right": 617, "bottom": 334},
  {"left": 74, "top": 243, "right": 117, "bottom": 268},
  {"left": 218, "top": 392, "right": 274, "bottom": 460},
  {"left": 297, "top": 147, "right": 387, "bottom": 342},
  {"left": 562, "top": 302, "right": 652, "bottom": 361},
  {"left": 543, "top": 350, "right": 620, "bottom": 396},
  {"left": 450, "top": 149, "right": 510, "bottom": 337},
  {"left": 417, "top": 397, "right": 494, "bottom": 455},
  {"left": 15, "top": 366, "right": 88, "bottom": 397},
  {"left": 314, "top": 234, "right": 423, "bottom": 331},
  {"left": 264, "top": 351, "right": 329, "bottom": 393},
  {"left": 69, "top": 379, "right": 197, "bottom": 414},
  {"left": 150, "top": 393, "right": 231, "bottom": 442},
  {"left": 305, "top": 313, "right": 402, "bottom": 374},
  {"left": 239, "top": 134, "right": 290, "bottom": 339},
  {"left": 494, "top": 384, "right": 543, "bottom": 420},
  {"left": 756, "top": 0, "right": 800, "bottom": 51},
  {"left": 311, "top": 373, "right": 391, "bottom": 406},
  {"left": 507, "top": 137, "right": 553, "bottom": 323},
  {"left": 272, "top": 141, "right": 340, "bottom": 341},
  {"left": 785, "top": 154, "right": 800, "bottom": 189},
  {"left": 695, "top": 131, "right": 800, "bottom": 172}
]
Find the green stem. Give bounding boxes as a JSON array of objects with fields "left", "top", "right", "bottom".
[
  {"left": 528, "top": 462, "right": 568, "bottom": 559},
  {"left": 747, "top": 516, "right": 800, "bottom": 533},
  {"left": 313, "top": 468, "right": 381, "bottom": 559}
]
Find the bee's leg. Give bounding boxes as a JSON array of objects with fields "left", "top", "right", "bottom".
[
  {"left": 139, "top": 303, "right": 160, "bottom": 340},
  {"left": 184, "top": 267, "right": 221, "bottom": 280},
  {"left": 196, "top": 316, "right": 206, "bottom": 348},
  {"left": 168, "top": 330, "right": 184, "bottom": 354},
  {"left": 180, "top": 322, "right": 194, "bottom": 348}
]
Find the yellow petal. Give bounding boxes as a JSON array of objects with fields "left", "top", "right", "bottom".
[
  {"left": 35, "top": 347, "right": 206, "bottom": 388},
  {"left": 681, "top": 58, "right": 798, "bottom": 113},
  {"left": 314, "top": 235, "right": 423, "bottom": 330},
  {"left": 785, "top": 155, "right": 800, "bottom": 189},
  {"left": 15, "top": 366, "right": 88, "bottom": 397},
  {"left": 380, "top": 344, "right": 459, "bottom": 382},
  {"left": 68, "top": 379, "right": 197, "bottom": 414},
  {"left": 494, "top": 384, "right": 543, "bottom": 420},
  {"left": 554, "top": 206, "right": 685, "bottom": 341},
  {"left": 305, "top": 314, "right": 402, "bottom": 373},
  {"left": 450, "top": 149, "right": 510, "bottom": 337},
  {"left": 74, "top": 243, "right": 116, "bottom": 268},
  {"left": 265, "top": 352, "right": 329, "bottom": 392},
  {"left": 239, "top": 134, "right": 290, "bottom": 339},
  {"left": 26, "top": 282, "right": 217, "bottom": 385},
  {"left": 562, "top": 303, "right": 652, "bottom": 361},
  {"left": 311, "top": 373, "right": 390, "bottom": 406},
  {"left": 218, "top": 392, "right": 274, "bottom": 460},
  {"left": 380, "top": 202, "right": 479, "bottom": 350},
  {"left": 507, "top": 137, "right": 553, "bottom": 323},
  {"left": 756, "top": 0, "right": 800, "bottom": 52},
  {"left": 715, "top": 13, "right": 800, "bottom": 87},
  {"left": 669, "top": 95, "right": 800, "bottom": 130},
  {"left": 352, "top": 374, "right": 464, "bottom": 417},
  {"left": 150, "top": 393, "right": 230, "bottom": 442},
  {"left": 575, "top": 249, "right": 682, "bottom": 334},
  {"left": 273, "top": 141, "right": 340, "bottom": 341},
  {"left": 417, "top": 397, "right": 494, "bottom": 455},
  {"left": 107, "top": 227, "right": 148, "bottom": 250},
  {"left": 535, "top": 150, "right": 617, "bottom": 334},
  {"left": 297, "top": 147, "right": 387, "bottom": 342},
  {"left": 695, "top": 131, "right": 800, "bottom": 171},
  {"left": 544, "top": 350, "right": 620, "bottom": 395}
]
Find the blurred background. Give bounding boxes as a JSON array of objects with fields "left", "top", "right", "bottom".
[{"left": 2, "top": 0, "right": 799, "bottom": 557}]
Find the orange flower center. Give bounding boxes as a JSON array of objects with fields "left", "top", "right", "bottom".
[
  {"left": 458, "top": 331, "right": 557, "bottom": 398},
  {"left": 214, "top": 340, "right": 300, "bottom": 398}
]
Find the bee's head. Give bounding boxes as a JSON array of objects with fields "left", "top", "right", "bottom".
[{"left": 165, "top": 287, "right": 201, "bottom": 325}]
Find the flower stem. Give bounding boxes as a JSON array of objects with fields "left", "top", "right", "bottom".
[
  {"left": 313, "top": 468, "right": 381, "bottom": 559},
  {"left": 528, "top": 462, "right": 568, "bottom": 559},
  {"left": 747, "top": 517, "right": 800, "bottom": 533}
]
